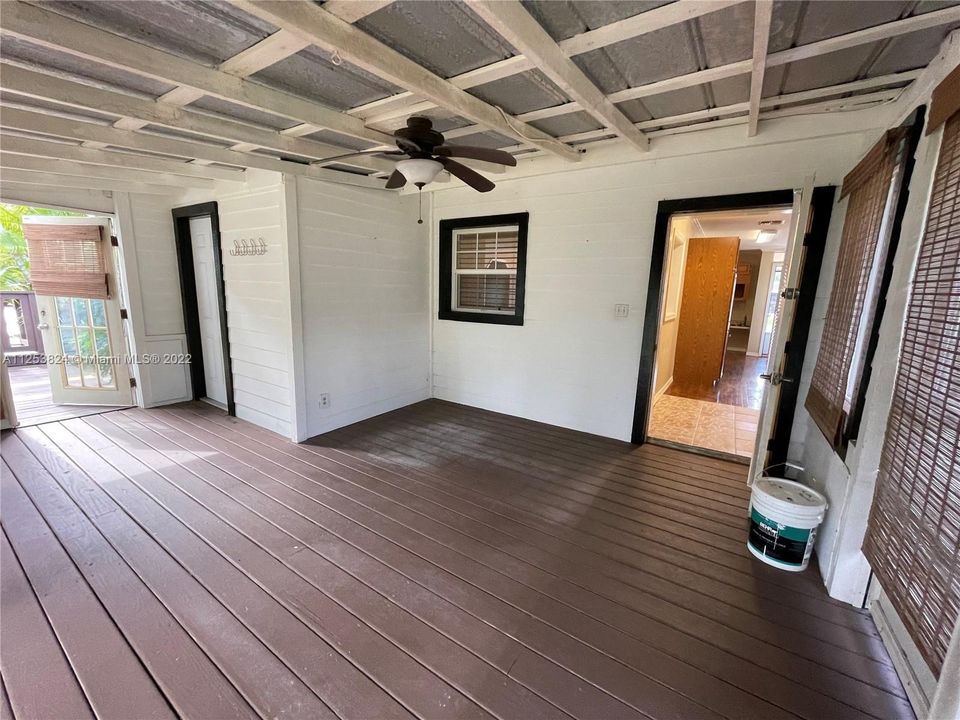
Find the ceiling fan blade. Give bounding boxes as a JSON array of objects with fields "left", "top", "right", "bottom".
[
  {"left": 385, "top": 169, "right": 406, "bottom": 189},
  {"left": 439, "top": 157, "right": 495, "bottom": 193},
  {"left": 316, "top": 148, "right": 402, "bottom": 164},
  {"left": 433, "top": 145, "right": 517, "bottom": 166}
]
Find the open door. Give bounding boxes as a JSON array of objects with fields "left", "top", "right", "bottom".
[
  {"left": 24, "top": 217, "right": 133, "bottom": 407},
  {"left": 748, "top": 178, "right": 814, "bottom": 481}
]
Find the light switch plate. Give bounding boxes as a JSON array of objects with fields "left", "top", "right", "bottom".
[{"left": 614, "top": 303, "right": 630, "bottom": 318}]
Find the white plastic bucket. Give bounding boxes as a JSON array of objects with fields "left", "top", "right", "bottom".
[{"left": 747, "top": 477, "right": 828, "bottom": 572}]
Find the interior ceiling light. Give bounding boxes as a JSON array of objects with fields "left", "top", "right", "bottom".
[
  {"left": 396, "top": 158, "right": 443, "bottom": 187},
  {"left": 756, "top": 229, "right": 778, "bottom": 244}
]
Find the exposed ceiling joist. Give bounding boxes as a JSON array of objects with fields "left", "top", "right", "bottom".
[
  {"left": 0, "top": 62, "right": 395, "bottom": 173},
  {"left": 352, "top": 0, "right": 746, "bottom": 126},
  {"left": 499, "top": 83, "right": 906, "bottom": 152},
  {"left": 0, "top": 153, "right": 219, "bottom": 189},
  {"left": 747, "top": 0, "right": 774, "bottom": 137},
  {"left": 230, "top": 0, "right": 580, "bottom": 161},
  {"left": 0, "top": 168, "right": 191, "bottom": 195},
  {"left": 0, "top": 106, "right": 389, "bottom": 190},
  {"left": 320, "top": 0, "right": 396, "bottom": 24},
  {"left": 467, "top": 0, "right": 648, "bottom": 151},
  {"left": 0, "top": 0, "right": 393, "bottom": 145},
  {"left": 0, "top": 135, "right": 245, "bottom": 182},
  {"left": 218, "top": 29, "right": 311, "bottom": 76},
  {"left": 440, "top": 2, "right": 956, "bottom": 143}
]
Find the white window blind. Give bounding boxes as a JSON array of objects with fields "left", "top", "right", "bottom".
[{"left": 453, "top": 227, "right": 518, "bottom": 314}]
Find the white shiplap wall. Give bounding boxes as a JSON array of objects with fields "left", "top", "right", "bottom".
[
  {"left": 432, "top": 129, "right": 880, "bottom": 442},
  {"left": 296, "top": 176, "right": 430, "bottom": 438},
  {"left": 214, "top": 171, "right": 296, "bottom": 438}
]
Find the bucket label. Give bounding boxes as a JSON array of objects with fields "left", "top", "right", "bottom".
[{"left": 748, "top": 506, "right": 815, "bottom": 566}]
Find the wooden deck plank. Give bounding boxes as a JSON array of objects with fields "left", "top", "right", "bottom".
[
  {"left": 93, "top": 411, "right": 574, "bottom": 720},
  {"left": 162, "top": 406, "right": 907, "bottom": 720},
  {"left": 0, "top": 399, "right": 912, "bottom": 720},
  {"left": 2, "top": 432, "right": 259, "bottom": 720},
  {"left": 0, "top": 457, "right": 174, "bottom": 720},
  {"left": 0, "top": 528, "right": 93, "bottom": 720},
  {"left": 309, "top": 406, "right": 883, "bottom": 639},
  {"left": 29, "top": 423, "right": 349, "bottom": 720},
  {"left": 73, "top": 413, "right": 493, "bottom": 720}
]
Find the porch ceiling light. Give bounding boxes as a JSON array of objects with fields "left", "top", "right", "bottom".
[
  {"left": 396, "top": 158, "right": 443, "bottom": 187},
  {"left": 756, "top": 229, "right": 778, "bottom": 244}
]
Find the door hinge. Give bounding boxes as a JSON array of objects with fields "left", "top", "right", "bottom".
[
  {"left": 110, "top": 235, "right": 119, "bottom": 247},
  {"left": 119, "top": 308, "right": 128, "bottom": 320},
  {"left": 129, "top": 377, "right": 137, "bottom": 388},
  {"left": 781, "top": 287, "right": 801, "bottom": 300}
]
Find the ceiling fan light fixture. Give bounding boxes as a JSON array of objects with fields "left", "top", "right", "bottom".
[{"left": 396, "top": 158, "right": 443, "bottom": 187}]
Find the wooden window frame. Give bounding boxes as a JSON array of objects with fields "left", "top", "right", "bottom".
[{"left": 438, "top": 213, "right": 528, "bottom": 326}]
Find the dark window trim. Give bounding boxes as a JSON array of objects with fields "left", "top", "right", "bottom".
[
  {"left": 172, "top": 201, "right": 234, "bottom": 416},
  {"left": 438, "top": 212, "right": 528, "bottom": 326},
  {"left": 631, "top": 188, "right": 835, "bottom": 458},
  {"left": 840, "top": 105, "right": 926, "bottom": 453}
]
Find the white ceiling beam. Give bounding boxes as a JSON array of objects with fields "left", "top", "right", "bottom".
[
  {"left": 0, "top": 106, "right": 388, "bottom": 190},
  {"left": 358, "top": 3, "right": 960, "bottom": 132},
  {"left": 747, "top": 0, "right": 774, "bottom": 137},
  {"left": 218, "top": 30, "right": 311, "bottom": 76},
  {"left": 0, "top": 63, "right": 395, "bottom": 173},
  {"left": 0, "top": 168, "right": 188, "bottom": 195},
  {"left": 0, "top": 0, "right": 392, "bottom": 145},
  {"left": 321, "top": 0, "right": 395, "bottom": 24},
  {"left": 467, "top": 0, "right": 648, "bottom": 151},
  {"left": 0, "top": 135, "right": 245, "bottom": 182},
  {"left": 0, "top": 154, "right": 219, "bottom": 189},
  {"left": 230, "top": 0, "right": 580, "bottom": 161},
  {"left": 768, "top": 5, "right": 960, "bottom": 67},
  {"left": 499, "top": 84, "right": 907, "bottom": 152},
  {"left": 352, "top": 0, "right": 746, "bottom": 126}
]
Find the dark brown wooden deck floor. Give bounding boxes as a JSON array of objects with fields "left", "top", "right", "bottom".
[{"left": 0, "top": 399, "right": 910, "bottom": 720}]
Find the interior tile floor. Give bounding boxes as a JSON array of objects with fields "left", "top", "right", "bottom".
[{"left": 649, "top": 394, "right": 759, "bottom": 458}]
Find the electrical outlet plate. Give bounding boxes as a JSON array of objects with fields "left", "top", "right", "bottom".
[
  {"left": 319, "top": 393, "right": 330, "bottom": 408},
  {"left": 614, "top": 303, "right": 630, "bottom": 318}
]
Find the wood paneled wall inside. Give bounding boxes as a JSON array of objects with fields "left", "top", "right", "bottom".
[{"left": 673, "top": 236, "right": 740, "bottom": 392}]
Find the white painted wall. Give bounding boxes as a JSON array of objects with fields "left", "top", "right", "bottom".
[
  {"left": 295, "top": 176, "right": 430, "bottom": 439},
  {"left": 789, "top": 37, "right": 959, "bottom": 605},
  {"left": 747, "top": 250, "right": 775, "bottom": 356},
  {"left": 653, "top": 215, "right": 693, "bottom": 397},
  {"left": 430, "top": 124, "right": 881, "bottom": 442}
]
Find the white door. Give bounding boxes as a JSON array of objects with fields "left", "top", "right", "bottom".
[
  {"left": 189, "top": 215, "right": 227, "bottom": 406},
  {"left": 748, "top": 177, "right": 815, "bottom": 482},
  {"left": 28, "top": 217, "right": 133, "bottom": 406}
]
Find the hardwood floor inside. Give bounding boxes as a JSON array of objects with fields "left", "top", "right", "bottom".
[
  {"left": 667, "top": 349, "right": 767, "bottom": 409},
  {"left": 6, "top": 364, "right": 126, "bottom": 427},
  {"left": 0, "top": 400, "right": 910, "bottom": 719}
]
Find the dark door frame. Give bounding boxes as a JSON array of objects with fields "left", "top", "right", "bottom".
[
  {"left": 631, "top": 187, "right": 836, "bottom": 468},
  {"left": 172, "top": 202, "right": 234, "bottom": 416}
]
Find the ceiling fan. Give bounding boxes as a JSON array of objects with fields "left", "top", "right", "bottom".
[{"left": 323, "top": 116, "right": 518, "bottom": 193}]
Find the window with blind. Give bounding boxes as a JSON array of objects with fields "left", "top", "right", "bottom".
[
  {"left": 438, "top": 213, "right": 528, "bottom": 325},
  {"left": 804, "top": 127, "right": 912, "bottom": 447},
  {"left": 864, "top": 107, "right": 960, "bottom": 678}
]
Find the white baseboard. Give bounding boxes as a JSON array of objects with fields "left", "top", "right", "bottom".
[{"left": 654, "top": 378, "right": 673, "bottom": 402}]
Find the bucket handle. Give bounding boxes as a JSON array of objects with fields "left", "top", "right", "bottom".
[{"left": 751, "top": 461, "right": 806, "bottom": 486}]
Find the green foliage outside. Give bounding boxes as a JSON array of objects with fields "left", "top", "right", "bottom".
[{"left": 0, "top": 204, "right": 85, "bottom": 291}]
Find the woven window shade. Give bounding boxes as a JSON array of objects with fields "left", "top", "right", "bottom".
[
  {"left": 23, "top": 223, "right": 108, "bottom": 299},
  {"left": 804, "top": 129, "right": 906, "bottom": 445},
  {"left": 864, "top": 113, "right": 960, "bottom": 678}
]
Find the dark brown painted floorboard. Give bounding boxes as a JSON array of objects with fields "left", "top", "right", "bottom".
[
  {"left": 305, "top": 404, "right": 882, "bottom": 640},
  {"left": 0, "top": 401, "right": 913, "bottom": 720},
  {"left": 165, "top": 406, "right": 907, "bottom": 720},
  {"left": 3, "top": 432, "right": 259, "bottom": 720},
  {"left": 0, "top": 528, "right": 93, "bottom": 720},
  {"left": 0, "top": 457, "right": 174, "bottom": 720},
  {"left": 35, "top": 422, "right": 399, "bottom": 720}
]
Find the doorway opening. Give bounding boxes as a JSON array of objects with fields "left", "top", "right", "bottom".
[
  {"left": 648, "top": 206, "right": 791, "bottom": 459},
  {"left": 633, "top": 188, "right": 835, "bottom": 470},
  {"left": 172, "top": 202, "right": 234, "bottom": 415},
  {"left": 0, "top": 203, "right": 135, "bottom": 427}
]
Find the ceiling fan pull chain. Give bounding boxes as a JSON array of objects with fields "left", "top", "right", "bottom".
[{"left": 418, "top": 187, "right": 424, "bottom": 225}]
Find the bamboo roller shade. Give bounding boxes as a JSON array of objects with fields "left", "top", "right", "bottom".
[
  {"left": 864, "top": 111, "right": 960, "bottom": 678},
  {"left": 23, "top": 223, "right": 109, "bottom": 299}
]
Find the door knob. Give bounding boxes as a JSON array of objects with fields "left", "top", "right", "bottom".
[
  {"left": 37, "top": 322, "right": 49, "bottom": 330},
  {"left": 760, "top": 372, "right": 794, "bottom": 386}
]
